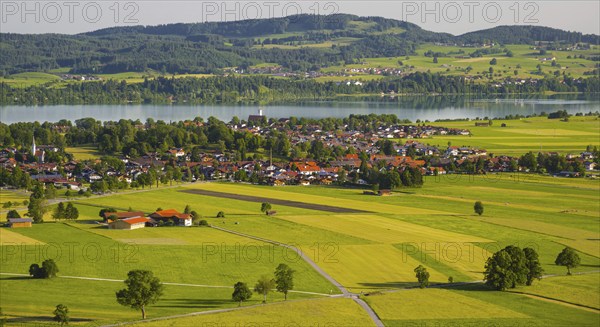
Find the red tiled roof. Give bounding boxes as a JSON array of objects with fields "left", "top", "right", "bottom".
[
  {"left": 121, "top": 217, "right": 150, "bottom": 225},
  {"left": 151, "top": 209, "right": 191, "bottom": 219},
  {"left": 104, "top": 211, "right": 145, "bottom": 219}
]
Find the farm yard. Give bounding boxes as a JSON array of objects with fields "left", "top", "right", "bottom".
[{"left": 1, "top": 172, "right": 598, "bottom": 326}]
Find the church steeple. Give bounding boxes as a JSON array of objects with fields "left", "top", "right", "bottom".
[{"left": 32, "top": 136, "right": 36, "bottom": 156}]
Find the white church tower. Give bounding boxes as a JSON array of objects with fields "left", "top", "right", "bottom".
[{"left": 32, "top": 136, "right": 36, "bottom": 156}]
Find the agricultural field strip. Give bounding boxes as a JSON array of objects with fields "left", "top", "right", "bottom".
[
  {"left": 518, "top": 294, "right": 599, "bottom": 313},
  {"left": 475, "top": 217, "right": 599, "bottom": 242},
  {"left": 124, "top": 297, "right": 377, "bottom": 327},
  {"left": 416, "top": 194, "right": 598, "bottom": 217},
  {"left": 0, "top": 272, "right": 331, "bottom": 296},
  {"left": 180, "top": 189, "right": 370, "bottom": 213},
  {"left": 0, "top": 228, "right": 45, "bottom": 245},
  {"left": 208, "top": 226, "right": 385, "bottom": 327},
  {"left": 365, "top": 288, "right": 529, "bottom": 320},
  {"left": 277, "top": 214, "right": 493, "bottom": 244},
  {"left": 183, "top": 183, "right": 450, "bottom": 215}
]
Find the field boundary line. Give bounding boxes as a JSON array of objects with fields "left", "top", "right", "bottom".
[
  {"left": 512, "top": 292, "right": 600, "bottom": 313},
  {"left": 0, "top": 272, "right": 330, "bottom": 296},
  {"left": 99, "top": 297, "right": 321, "bottom": 327}
]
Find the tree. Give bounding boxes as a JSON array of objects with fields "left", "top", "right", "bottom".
[
  {"left": 99, "top": 208, "right": 117, "bottom": 221},
  {"left": 65, "top": 203, "right": 79, "bottom": 220},
  {"left": 524, "top": 247, "right": 544, "bottom": 285},
  {"left": 555, "top": 247, "right": 580, "bottom": 275},
  {"left": 183, "top": 205, "right": 191, "bottom": 214},
  {"left": 254, "top": 275, "right": 275, "bottom": 303},
  {"left": 274, "top": 264, "right": 295, "bottom": 300},
  {"left": 232, "top": 282, "right": 252, "bottom": 306},
  {"left": 53, "top": 304, "right": 69, "bottom": 326},
  {"left": 414, "top": 265, "right": 430, "bottom": 288},
  {"left": 29, "top": 263, "right": 43, "bottom": 278},
  {"left": 53, "top": 202, "right": 66, "bottom": 220},
  {"left": 6, "top": 210, "right": 21, "bottom": 219},
  {"left": 42, "top": 259, "right": 59, "bottom": 278},
  {"left": 29, "top": 259, "right": 59, "bottom": 278},
  {"left": 27, "top": 193, "right": 47, "bottom": 223},
  {"left": 260, "top": 202, "right": 272, "bottom": 215},
  {"left": 116, "top": 270, "right": 164, "bottom": 319},
  {"left": 484, "top": 245, "right": 528, "bottom": 290},
  {"left": 217, "top": 211, "right": 225, "bottom": 218},
  {"left": 474, "top": 201, "right": 484, "bottom": 216},
  {"left": 490, "top": 58, "right": 497, "bottom": 65}
]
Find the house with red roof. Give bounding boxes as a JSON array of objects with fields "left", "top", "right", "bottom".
[{"left": 149, "top": 209, "right": 192, "bottom": 227}]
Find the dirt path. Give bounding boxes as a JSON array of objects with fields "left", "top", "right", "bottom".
[{"left": 181, "top": 189, "right": 371, "bottom": 213}]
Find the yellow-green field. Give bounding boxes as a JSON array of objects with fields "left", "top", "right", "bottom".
[
  {"left": 131, "top": 298, "right": 376, "bottom": 327},
  {"left": 65, "top": 146, "right": 102, "bottom": 161},
  {"left": 321, "top": 44, "right": 600, "bottom": 80},
  {"left": 417, "top": 116, "right": 599, "bottom": 155},
  {"left": 1, "top": 170, "right": 599, "bottom": 326},
  {"left": 0, "top": 228, "right": 44, "bottom": 245}
]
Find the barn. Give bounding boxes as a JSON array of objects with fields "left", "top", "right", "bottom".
[
  {"left": 7, "top": 218, "right": 33, "bottom": 228},
  {"left": 108, "top": 217, "right": 150, "bottom": 230}
]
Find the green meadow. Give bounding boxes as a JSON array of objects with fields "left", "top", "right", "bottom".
[
  {"left": 321, "top": 43, "right": 599, "bottom": 81},
  {"left": 412, "top": 116, "right": 599, "bottom": 156},
  {"left": 1, "top": 167, "right": 599, "bottom": 325}
]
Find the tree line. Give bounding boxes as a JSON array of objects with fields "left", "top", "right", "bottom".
[{"left": 2, "top": 73, "right": 598, "bottom": 105}]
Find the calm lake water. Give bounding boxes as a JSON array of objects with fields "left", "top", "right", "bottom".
[{"left": 1, "top": 96, "right": 599, "bottom": 124}]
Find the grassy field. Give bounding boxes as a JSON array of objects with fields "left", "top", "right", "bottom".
[
  {"left": 64, "top": 145, "right": 102, "bottom": 161},
  {"left": 320, "top": 43, "right": 599, "bottom": 80},
  {"left": 408, "top": 116, "right": 599, "bottom": 156},
  {"left": 131, "top": 297, "right": 376, "bottom": 327},
  {"left": 0, "top": 72, "right": 61, "bottom": 87},
  {"left": 365, "top": 280, "right": 600, "bottom": 326},
  {"left": 1, "top": 169, "right": 598, "bottom": 325}
]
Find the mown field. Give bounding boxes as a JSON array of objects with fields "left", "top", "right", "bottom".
[
  {"left": 413, "top": 116, "right": 599, "bottom": 156},
  {"left": 321, "top": 43, "right": 600, "bottom": 81},
  {"left": 1, "top": 170, "right": 598, "bottom": 326}
]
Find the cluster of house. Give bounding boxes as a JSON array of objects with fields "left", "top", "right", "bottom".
[
  {"left": 104, "top": 209, "right": 192, "bottom": 230},
  {"left": 341, "top": 67, "right": 404, "bottom": 76},
  {"left": 60, "top": 74, "right": 102, "bottom": 81},
  {"left": 1, "top": 116, "right": 597, "bottom": 190}
]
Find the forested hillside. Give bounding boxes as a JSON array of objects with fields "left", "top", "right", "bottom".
[{"left": 1, "top": 14, "right": 597, "bottom": 75}]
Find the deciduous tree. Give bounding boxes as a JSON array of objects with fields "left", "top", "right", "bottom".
[{"left": 116, "top": 270, "right": 164, "bottom": 319}]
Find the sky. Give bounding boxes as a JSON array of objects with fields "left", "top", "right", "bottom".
[{"left": 1, "top": 0, "right": 599, "bottom": 35}]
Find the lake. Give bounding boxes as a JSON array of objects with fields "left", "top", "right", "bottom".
[{"left": 1, "top": 95, "right": 598, "bottom": 124}]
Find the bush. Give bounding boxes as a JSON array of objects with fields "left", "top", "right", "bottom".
[
  {"left": 29, "top": 259, "right": 59, "bottom": 279},
  {"left": 217, "top": 211, "right": 225, "bottom": 218},
  {"left": 198, "top": 220, "right": 209, "bottom": 226}
]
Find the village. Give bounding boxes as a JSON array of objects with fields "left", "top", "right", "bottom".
[{"left": 0, "top": 114, "right": 596, "bottom": 197}]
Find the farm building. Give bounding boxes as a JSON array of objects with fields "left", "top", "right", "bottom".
[
  {"left": 7, "top": 218, "right": 33, "bottom": 228},
  {"left": 149, "top": 209, "right": 192, "bottom": 226},
  {"left": 103, "top": 211, "right": 145, "bottom": 222},
  {"left": 108, "top": 217, "right": 150, "bottom": 230}
]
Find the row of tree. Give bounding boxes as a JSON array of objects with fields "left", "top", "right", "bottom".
[{"left": 2, "top": 74, "right": 598, "bottom": 105}]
